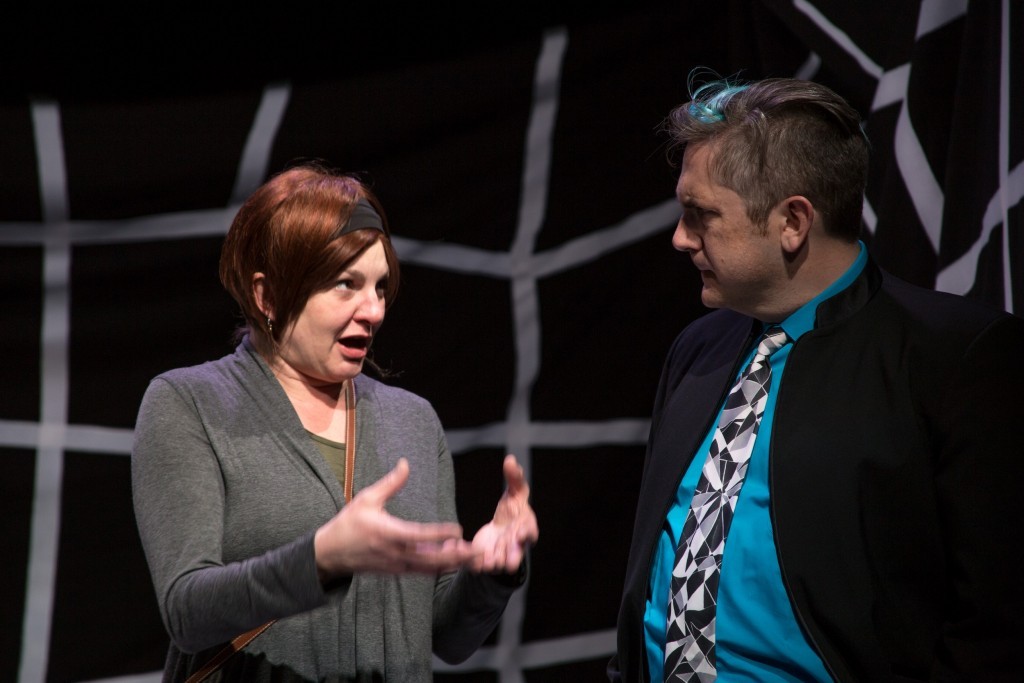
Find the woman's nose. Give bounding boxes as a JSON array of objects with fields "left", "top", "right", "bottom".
[{"left": 357, "top": 290, "right": 385, "bottom": 323}]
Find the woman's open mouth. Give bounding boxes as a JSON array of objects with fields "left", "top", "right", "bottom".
[{"left": 338, "top": 335, "right": 371, "bottom": 358}]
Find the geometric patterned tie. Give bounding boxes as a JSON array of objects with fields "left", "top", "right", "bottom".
[{"left": 663, "top": 326, "right": 789, "bottom": 682}]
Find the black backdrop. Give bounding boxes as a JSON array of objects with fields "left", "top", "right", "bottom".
[{"left": 2, "top": 2, "right": 1021, "bottom": 681}]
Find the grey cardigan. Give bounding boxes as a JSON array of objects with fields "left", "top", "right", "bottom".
[{"left": 132, "top": 338, "right": 522, "bottom": 681}]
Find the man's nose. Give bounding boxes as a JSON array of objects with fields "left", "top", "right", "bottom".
[{"left": 672, "top": 219, "right": 697, "bottom": 252}]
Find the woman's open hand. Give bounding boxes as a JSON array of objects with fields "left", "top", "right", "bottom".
[
  {"left": 314, "top": 458, "right": 478, "bottom": 581},
  {"left": 470, "top": 454, "right": 539, "bottom": 573}
]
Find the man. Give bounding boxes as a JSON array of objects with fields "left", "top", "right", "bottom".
[{"left": 609, "top": 76, "right": 1024, "bottom": 682}]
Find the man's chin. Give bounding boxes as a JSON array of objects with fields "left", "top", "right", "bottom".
[{"left": 700, "top": 290, "right": 724, "bottom": 310}]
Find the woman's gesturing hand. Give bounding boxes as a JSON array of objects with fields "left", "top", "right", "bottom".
[
  {"left": 314, "top": 458, "right": 478, "bottom": 581},
  {"left": 470, "top": 454, "right": 540, "bottom": 573}
]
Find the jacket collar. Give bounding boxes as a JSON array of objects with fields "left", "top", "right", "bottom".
[{"left": 814, "top": 255, "right": 883, "bottom": 329}]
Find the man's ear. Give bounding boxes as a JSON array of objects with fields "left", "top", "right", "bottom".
[
  {"left": 778, "top": 195, "right": 814, "bottom": 254},
  {"left": 252, "top": 272, "right": 273, "bottom": 319}
]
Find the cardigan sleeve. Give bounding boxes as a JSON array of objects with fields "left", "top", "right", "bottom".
[
  {"left": 131, "top": 376, "right": 329, "bottom": 653},
  {"left": 423, "top": 418, "right": 527, "bottom": 663}
]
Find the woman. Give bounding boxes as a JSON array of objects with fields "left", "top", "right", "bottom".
[{"left": 131, "top": 164, "right": 538, "bottom": 682}]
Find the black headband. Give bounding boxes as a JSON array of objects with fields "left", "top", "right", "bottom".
[{"left": 337, "top": 198, "right": 384, "bottom": 237}]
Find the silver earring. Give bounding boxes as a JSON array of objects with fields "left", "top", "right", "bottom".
[{"left": 267, "top": 316, "right": 274, "bottom": 333}]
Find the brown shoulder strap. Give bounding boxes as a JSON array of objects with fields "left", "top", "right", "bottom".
[
  {"left": 184, "top": 619, "right": 276, "bottom": 683},
  {"left": 343, "top": 378, "right": 357, "bottom": 503}
]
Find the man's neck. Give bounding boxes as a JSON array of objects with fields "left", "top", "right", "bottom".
[{"left": 754, "top": 239, "right": 861, "bottom": 322}]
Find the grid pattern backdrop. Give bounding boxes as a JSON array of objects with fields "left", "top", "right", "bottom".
[{"left": 2, "top": 2, "right": 1020, "bottom": 681}]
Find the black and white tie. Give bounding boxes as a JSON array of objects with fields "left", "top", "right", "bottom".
[{"left": 664, "top": 326, "right": 789, "bottom": 682}]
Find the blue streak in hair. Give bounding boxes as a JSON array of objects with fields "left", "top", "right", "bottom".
[{"left": 688, "top": 81, "right": 750, "bottom": 123}]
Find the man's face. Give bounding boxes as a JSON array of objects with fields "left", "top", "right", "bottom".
[{"left": 672, "top": 142, "right": 783, "bottom": 317}]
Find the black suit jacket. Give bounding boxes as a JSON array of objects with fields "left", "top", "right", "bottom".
[{"left": 610, "top": 260, "right": 1024, "bottom": 682}]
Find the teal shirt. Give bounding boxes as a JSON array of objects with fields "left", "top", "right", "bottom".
[{"left": 644, "top": 243, "right": 867, "bottom": 682}]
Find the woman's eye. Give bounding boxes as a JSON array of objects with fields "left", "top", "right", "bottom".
[{"left": 335, "top": 279, "right": 354, "bottom": 291}]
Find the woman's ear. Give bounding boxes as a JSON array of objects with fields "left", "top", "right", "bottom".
[{"left": 252, "top": 272, "right": 272, "bottom": 319}]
